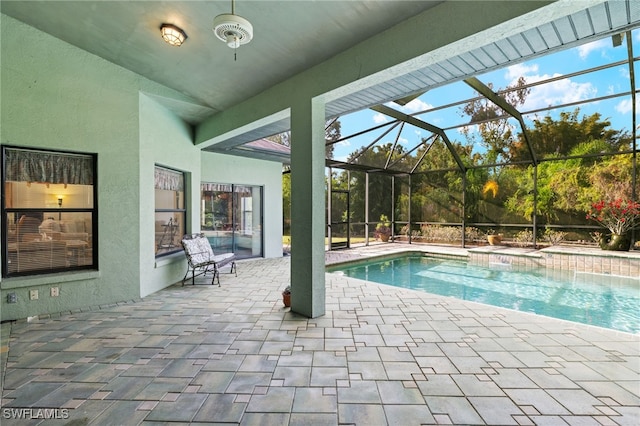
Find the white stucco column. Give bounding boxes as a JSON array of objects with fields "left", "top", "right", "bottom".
[{"left": 290, "top": 97, "right": 326, "bottom": 318}]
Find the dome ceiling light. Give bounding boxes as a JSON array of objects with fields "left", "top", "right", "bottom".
[
  {"left": 212, "top": 0, "right": 253, "bottom": 60},
  {"left": 160, "top": 23, "right": 187, "bottom": 47}
]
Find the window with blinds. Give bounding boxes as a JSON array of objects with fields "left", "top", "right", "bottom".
[
  {"left": 2, "top": 146, "right": 97, "bottom": 277},
  {"left": 155, "top": 166, "right": 186, "bottom": 257}
]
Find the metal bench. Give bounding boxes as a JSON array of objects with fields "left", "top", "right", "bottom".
[{"left": 181, "top": 233, "right": 237, "bottom": 286}]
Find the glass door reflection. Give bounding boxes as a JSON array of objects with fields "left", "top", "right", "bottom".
[{"left": 201, "top": 183, "right": 262, "bottom": 258}]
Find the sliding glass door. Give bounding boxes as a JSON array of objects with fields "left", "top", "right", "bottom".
[{"left": 201, "top": 183, "right": 263, "bottom": 258}]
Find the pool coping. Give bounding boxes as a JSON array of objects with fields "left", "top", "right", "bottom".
[
  {"left": 327, "top": 244, "right": 640, "bottom": 279},
  {"left": 325, "top": 246, "right": 640, "bottom": 335},
  {"left": 469, "top": 245, "right": 640, "bottom": 279}
]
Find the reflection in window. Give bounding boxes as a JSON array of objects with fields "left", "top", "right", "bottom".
[
  {"left": 201, "top": 183, "right": 263, "bottom": 259},
  {"left": 154, "top": 166, "right": 185, "bottom": 257},
  {"left": 2, "top": 146, "right": 97, "bottom": 277}
]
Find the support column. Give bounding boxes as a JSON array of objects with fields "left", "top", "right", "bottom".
[
  {"left": 365, "top": 172, "right": 370, "bottom": 246},
  {"left": 290, "top": 98, "right": 326, "bottom": 318},
  {"left": 327, "top": 167, "right": 332, "bottom": 251}
]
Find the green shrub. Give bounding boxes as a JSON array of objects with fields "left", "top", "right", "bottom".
[
  {"left": 543, "top": 227, "right": 566, "bottom": 245},
  {"left": 420, "top": 225, "right": 461, "bottom": 242},
  {"left": 464, "top": 226, "right": 484, "bottom": 243},
  {"left": 514, "top": 229, "right": 534, "bottom": 247}
]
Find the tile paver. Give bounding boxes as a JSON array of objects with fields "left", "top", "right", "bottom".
[
  {"left": 425, "top": 395, "right": 485, "bottom": 425},
  {"left": 292, "top": 387, "right": 337, "bottom": 413},
  {"left": 1, "top": 245, "right": 638, "bottom": 425},
  {"left": 377, "top": 380, "right": 425, "bottom": 404},
  {"left": 505, "top": 388, "right": 571, "bottom": 415}
]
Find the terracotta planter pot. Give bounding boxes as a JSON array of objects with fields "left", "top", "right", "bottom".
[
  {"left": 282, "top": 292, "right": 291, "bottom": 307},
  {"left": 380, "top": 233, "right": 390, "bottom": 242},
  {"left": 487, "top": 235, "right": 502, "bottom": 245}
]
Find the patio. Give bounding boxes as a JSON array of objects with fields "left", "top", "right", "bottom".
[{"left": 1, "top": 247, "right": 638, "bottom": 425}]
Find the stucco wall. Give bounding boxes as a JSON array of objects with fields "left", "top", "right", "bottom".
[
  {"left": 0, "top": 13, "right": 139, "bottom": 320},
  {"left": 0, "top": 14, "right": 285, "bottom": 320},
  {"left": 138, "top": 94, "right": 201, "bottom": 297},
  {"left": 0, "top": 14, "right": 206, "bottom": 319}
]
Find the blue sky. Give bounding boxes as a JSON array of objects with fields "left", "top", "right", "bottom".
[{"left": 332, "top": 29, "right": 639, "bottom": 162}]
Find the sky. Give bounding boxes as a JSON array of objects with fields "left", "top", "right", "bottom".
[{"left": 331, "top": 29, "right": 639, "bottom": 163}]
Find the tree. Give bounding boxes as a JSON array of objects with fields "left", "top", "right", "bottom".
[
  {"left": 268, "top": 132, "right": 290, "bottom": 147},
  {"left": 347, "top": 144, "right": 395, "bottom": 222},
  {"left": 460, "top": 77, "right": 530, "bottom": 163},
  {"left": 282, "top": 172, "right": 291, "bottom": 235},
  {"left": 586, "top": 153, "right": 636, "bottom": 203},
  {"left": 505, "top": 139, "right": 634, "bottom": 224},
  {"left": 325, "top": 118, "right": 341, "bottom": 160},
  {"left": 409, "top": 136, "right": 474, "bottom": 223},
  {"left": 511, "top": 109, "right": 631, "bottom": 161}
]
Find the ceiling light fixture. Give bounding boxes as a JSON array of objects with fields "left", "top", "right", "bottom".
[
  {"left": 212, "top": 0, "right": 253, "bottom": 59},
  {"left": 160, "top": 23, "right": 187, "bottom": 47}
]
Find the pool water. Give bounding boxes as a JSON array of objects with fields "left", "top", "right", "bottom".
[{"left": 328, "top": 255, "right": 640, "bottom": 334}]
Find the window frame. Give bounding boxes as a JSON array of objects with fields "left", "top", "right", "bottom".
[
  {"left": 154, "top": 165, "right": 187, "bottom": 258},
  {"left": 200, "top": 182, "right": 264, "bottom": 259},
  {"left": 1, "top": 145, "right": 98, "bottom": 278}
]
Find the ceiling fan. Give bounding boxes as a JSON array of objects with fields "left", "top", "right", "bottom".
[{"left": 212, "top": 0, "right": 253, "bottom": 59}]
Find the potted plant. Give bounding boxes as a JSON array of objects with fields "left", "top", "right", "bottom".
[
  {"left": 282, "top": 286, "right": 291, "bottom": 307},
  {"left": 486, "top": 229, "right": 502, "bottom": 245},
  {"left": 374, "top": 214, "right": 392, "bottom": 242},
  {"left": 586, "top": 199, "right": 640, "bottom": 251}
]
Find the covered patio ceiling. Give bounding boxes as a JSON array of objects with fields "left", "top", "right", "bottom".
[
  {"left": 2, "top": 1, "right": 639, "bottom": 165},
  {"left": 209, "top": 1, "right": 640, "bottom": 166},
  {"left": 0, "top": 0, "right": 443, "bottom": 123}
]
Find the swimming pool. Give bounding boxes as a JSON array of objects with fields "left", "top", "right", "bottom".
[{"left": 328, "top": 254, "right": 640, "bottom": 334}]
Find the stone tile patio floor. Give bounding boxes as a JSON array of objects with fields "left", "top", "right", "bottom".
[{"left": 1, "top": 246, "right": 638, "bottom": 425}]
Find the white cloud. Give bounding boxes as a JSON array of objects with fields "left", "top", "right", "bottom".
[
  {"left": 399, "top": 98, "right": 433, "bottom": 113},
  {"left": 615, "top": 99, "right": 631, "bottom": 114},
  {"left": 523, "top": 77, "right": 596, "bottom": 110},
  {"left": 429, "top": 116, "right": 444, "bottom": 125},
  {"left": 615, "top": 98, "right": 634, "bottom": 114},
  {"left": 373, "top": 113, "right": 388, "bottom": 124},
  {"left": 577, "top": 39, "right": 608, "bottom": 59},
  {"left": 619, "top": 67, "right": 630, "bottom": 80},
  {"left": 398, "top": 136, "right": 409, "bottom": 145},
  {"left": 505, "top": 65, "right": 597, "bottom": 111},
  {"left": 337, "top": 139, "right": 351, "bottom": 147},
  {"left": 505, "top": 63, "right": 539, "bottom": 81}
]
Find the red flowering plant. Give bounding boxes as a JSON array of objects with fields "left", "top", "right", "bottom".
[{"left": 586, "top": 199, "right": 640, "bottom": 236}]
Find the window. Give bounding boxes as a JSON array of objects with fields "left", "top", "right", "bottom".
[
  {"left": 2, "top": 146, "right": 97, "bottom": 277},
  {"left": 201, "top": 183, "right": 263, "bottom": 258},
  {"left": 155, "top": 166, "right": 186, "bottom": 257}
]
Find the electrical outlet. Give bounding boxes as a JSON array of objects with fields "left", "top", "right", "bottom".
[
  {"left": 50, "top": 287, "right": 59, "bottom": 297},
  {"left": 7, "top": 292, "right": 17, "bottom": 303},
  {"left": 29, "top": 289, "right": 39, "bottom": 300}
]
